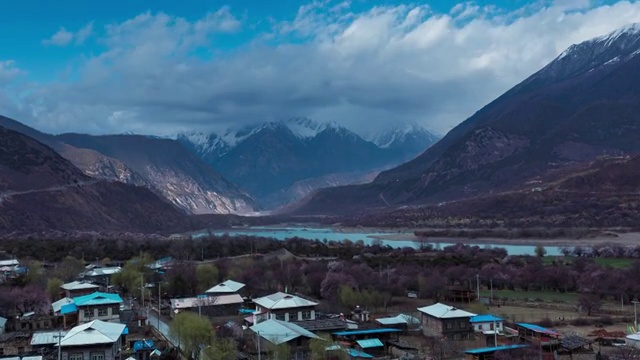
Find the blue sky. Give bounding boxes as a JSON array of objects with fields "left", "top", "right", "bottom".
[{"left": 0, "top": 0, "right": 637, "bottom": 136}]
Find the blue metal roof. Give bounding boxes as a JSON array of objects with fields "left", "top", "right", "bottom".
[
  {"left": 74, "top": 292, "right": 123, "bottom": 306},
  {"left": 465, "top": 344, "right": 528, "bottom": 354},
  {"left": 516, "top": 323, "right": 560, "bottom": 336},
  {"left": 356, "top": 338, "right": 384, "bottom": 348},
  {"left": 470, "top": 314, "right": 504, "bottom": 323},
  {"left": 346, "top": 349, "right": 374, "bottom": 358},
  {"left": 60, "top": 303, "right": 78, "bottom": 314},
  {"left": 134, "top": 339, "right": 155, "bottom": 352},
  {"left": 333, "top": 328, "right": 402, "bottom": 336}
]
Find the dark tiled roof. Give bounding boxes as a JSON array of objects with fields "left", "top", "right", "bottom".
[{"left": 292, "top": 318, "right": 348, "bottom": 332}]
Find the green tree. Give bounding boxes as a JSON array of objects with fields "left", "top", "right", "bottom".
[
  {"left": 535, "top": 244, "right": 547, "bottom": 257},
  {"left": 309, "top": 338, "right": 331, "bottom": 360},
  {"left": 47, "top": 278, "right": 64, "bottom": 301},
  {"left": 266, "top": 341, "right": 291, "bottom": 360},
  {"left": 54, "top": 256, "right": 85, "bottom": 282},
  {"left": 112, "top": 254, "right": 155, "bottom": 298},
  {"left": 22, "top": 261, "right": 44, "bottom": 286},
  {"left": 203, "top": 338, "right": 236, "bottom": 360},
  {"left": 196, "top": 264, "right": 219, "bottom": 293},
  {"left": 170, "top": 312, "right": 213, "bottom": 358}
]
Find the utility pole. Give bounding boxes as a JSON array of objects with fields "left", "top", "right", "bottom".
[
  {"left": 158, "top": 282, "right": 161, "bottom": 329},
  {"left": 476, "top": 274, "right": 480, "bottom": 301},
  {"left": 633, "top": 299, "right": 639, "bottom": 332},
  {"left": 493, "top": 317, "right": 497, "bottom": 346},
  {"left": 490, "top": 278, "right": 493, "bottom": 303},
  {"left": 55, "top": 330, "right": 62, "bottom": 360},
  {"left": 141, "top": 274, "right": 144, "bottom": 309},
  {"left": 256, "top": 331, "right": 262, "bottom": 360}
]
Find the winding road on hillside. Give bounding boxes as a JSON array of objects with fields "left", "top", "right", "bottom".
[{"left": 0, "top": 180, "right": 99, "bottom": 204}]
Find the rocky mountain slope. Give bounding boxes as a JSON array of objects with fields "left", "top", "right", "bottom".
[
  {"left": 177, "top": 118, "right": 439, "bottom": 208},
  {"left": 0, "top": 116, "right": 150, "bottom": 188},
  {"left": 56, "top": 133, "right": 259, "bottom": 215},
  {"left": 336, "top": 155, "right": 640, "bottom": 230},
  {"left": 0, "top": 126, "right": 198, "bottom": 233},
  {"left": 0, "top": 116, "right": 258, "bottom": 215},
  {"left": 293, "top": 23, "right": 640, "bottom": 215}
]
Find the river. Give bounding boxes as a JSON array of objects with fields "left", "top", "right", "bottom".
[{"left": 196, "top": 226, "right": 563, "bottom": 256}]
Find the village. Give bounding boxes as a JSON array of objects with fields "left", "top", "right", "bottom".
[{"left": 1, "top": 237, "right": 640, "bottom": 360}]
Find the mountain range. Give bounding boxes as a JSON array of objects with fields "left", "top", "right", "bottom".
[
  {"left": 0, "top": 125, "right": 200, "bottom": 233},
  {"left": 0, "top": 116, "right": 258, "bottom": 215},
  {"left": 177, "top": 118, "right": 439, "bottom": 208},
  {"left": 293, "top": 23, "right": 640, "bottom": 215}
]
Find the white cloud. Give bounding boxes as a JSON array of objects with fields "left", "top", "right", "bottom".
[
  {"left": 19, "top": 1, "right": 640, "bottom": 137},
  {"left": 42, "top": 22, "right": 94, "bottom": 46},
  {"left": 75, "top": 22, "right": 94, "bottom": 44},
  {"left": 42, "top": 28, "right": 74, "bottom": 46}
]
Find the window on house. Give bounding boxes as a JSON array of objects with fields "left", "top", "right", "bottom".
[
  {"left": 301, "top": 311, "right": 312, "bottom": 320},
  {"left": 288, "top": 312, "right": 299, "bottom": 321},
  {"left": 98, "top": 308, "right": 108, "bottom": 317},
  {"left": 70, "top": 353, "right": 84, "bottom": 360},
  {"left": 84, "top": 309, "right": 93, "bottom": 318},
  {"left": 275, "top": 313, "right": 285, "bottom": 321},
  {"left": 90, "top": 352, "right": 105, "bottom": 360},
  {"left": 459, "top": 322, "right": 467, "bottom": 329},
  {"left": 445, "top": 322, "right": 453, "bottom": 330},
  {"left": 490, "top": 323, "right": 494, "bottom": 330}
]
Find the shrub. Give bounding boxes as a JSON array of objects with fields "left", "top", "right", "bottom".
[
  {"left": 570, "top": 318, "right": 592, "bottom": 326},
  {"left": 537, "top": 317, "right": 555, "bottom": 328}
]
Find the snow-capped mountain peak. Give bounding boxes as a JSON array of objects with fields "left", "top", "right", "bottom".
[
  {"left": 284, "top": 117, "right": 334, "bottom": 139},
  {"left": 371, "top": 122, "right": 438, "bottom": 149}
]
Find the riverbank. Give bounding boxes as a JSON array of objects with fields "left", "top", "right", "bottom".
[{"left": 376, "top": 231, "right": 640, "bottom": 247}]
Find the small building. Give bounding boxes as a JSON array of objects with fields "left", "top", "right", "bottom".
[
  {"left": 250, "top": 319, "right": 322, "bottom": 360},
  {"left": 464, "top": 344, "right": 529, "bottom": 360},
  {"left": 73, "top": 292, "right": 124, "bottom": 324},
  {"left": 375, "top": 314, "right": 421, "bottom": 332},
  {"left": 61, "top": 282, "right": 100, "bottom": 299},
  {"left": 30, "top": 330, "right": 68, "bottom": 354},
  {"left": 58, "top": 320, "right": 127, "bottom": 360},
  {"left": 417, "top": 303, "right": 476, "bottom": 340},
  {"left": 204, "top": 279, "right": 245, "bottom": 296},
  {"left": 515, "top": 323, "right": 560, "bottom": 347},
  {"left": 0, "top": 332, "right": 32, "bottom": 356},
  {"left": 170, "top": 294, "right": 244, "bottom": 318},
  {"left": 355, "top": 338, "right": 385, "bottom": 357},
  {"left": 82, "top": 267, "right": 121, "bottom": 287},
  {"left": 252, "top": 292, "right": 318, "bottom": 324},
  {"left": 470, "top": 315, "right": 504, "bottom": 346},
  {"left": 331, "top": 328, "right": 402, "bottom": 354}
]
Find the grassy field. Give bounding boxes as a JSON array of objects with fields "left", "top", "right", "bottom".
[
  {"left": 543, "top": 256, "right": 636, "bottom": 268},
  {"left": 480, "top": 289, "right": 578, "bottom": 303}
]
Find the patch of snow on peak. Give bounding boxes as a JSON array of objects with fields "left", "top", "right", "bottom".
[
  {"left": 283, "top": 117, "right": 336, "bottom": 138},
  {"left": 372, "top": 122, "right": 432, "bottom": 148}
]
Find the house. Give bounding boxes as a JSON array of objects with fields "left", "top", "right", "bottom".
[
  {"left": 0, "top": 332, "right": 32, "bottom": 356},
  {"left": 169, "top": 294, "right": 244, "bottom": 318},
  {"left": 30, "top": 330, "right": 68, "bottom": 354},
  {"left": 204, "top": 280, "right": 245, "bottom": 296},
  {"left": 375, "top": 314, "right": 421, "bottom": 332},
  {"left": 331, "top": 328, "right": 401, "bottom": 355},
  {"left": 470, "top": 315, "right": 504, "bottom": 346},
  {"left": 82, "top": 268, "right": 121, "bottom": 287},
  {"left": 417, "top": 303, "right": 476, "bottom": 340},
  {"left": 69, "top": 292, "right": 123, "bottom": 324},
  {"left": 250, "top": 319, "right": 322, "bottom": 360},
  {"left": 58, "top": 320, "right": 127, "bottom": 360},
  {"left": 251, "top": 292, "right": 318, "bottom": 324},
  {"left": 470, "top": 315, "right": 504, "bottom": 333},
  {"left": 515, "top": 323, "right": 560, "bottom": 348},
  {"left": 61, "top": 282, "right": 100, "bottom": 299}
]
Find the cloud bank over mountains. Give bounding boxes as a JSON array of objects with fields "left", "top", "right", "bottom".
[{"left": 3, "top": 1, "right": 640, "bottom": 137}]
